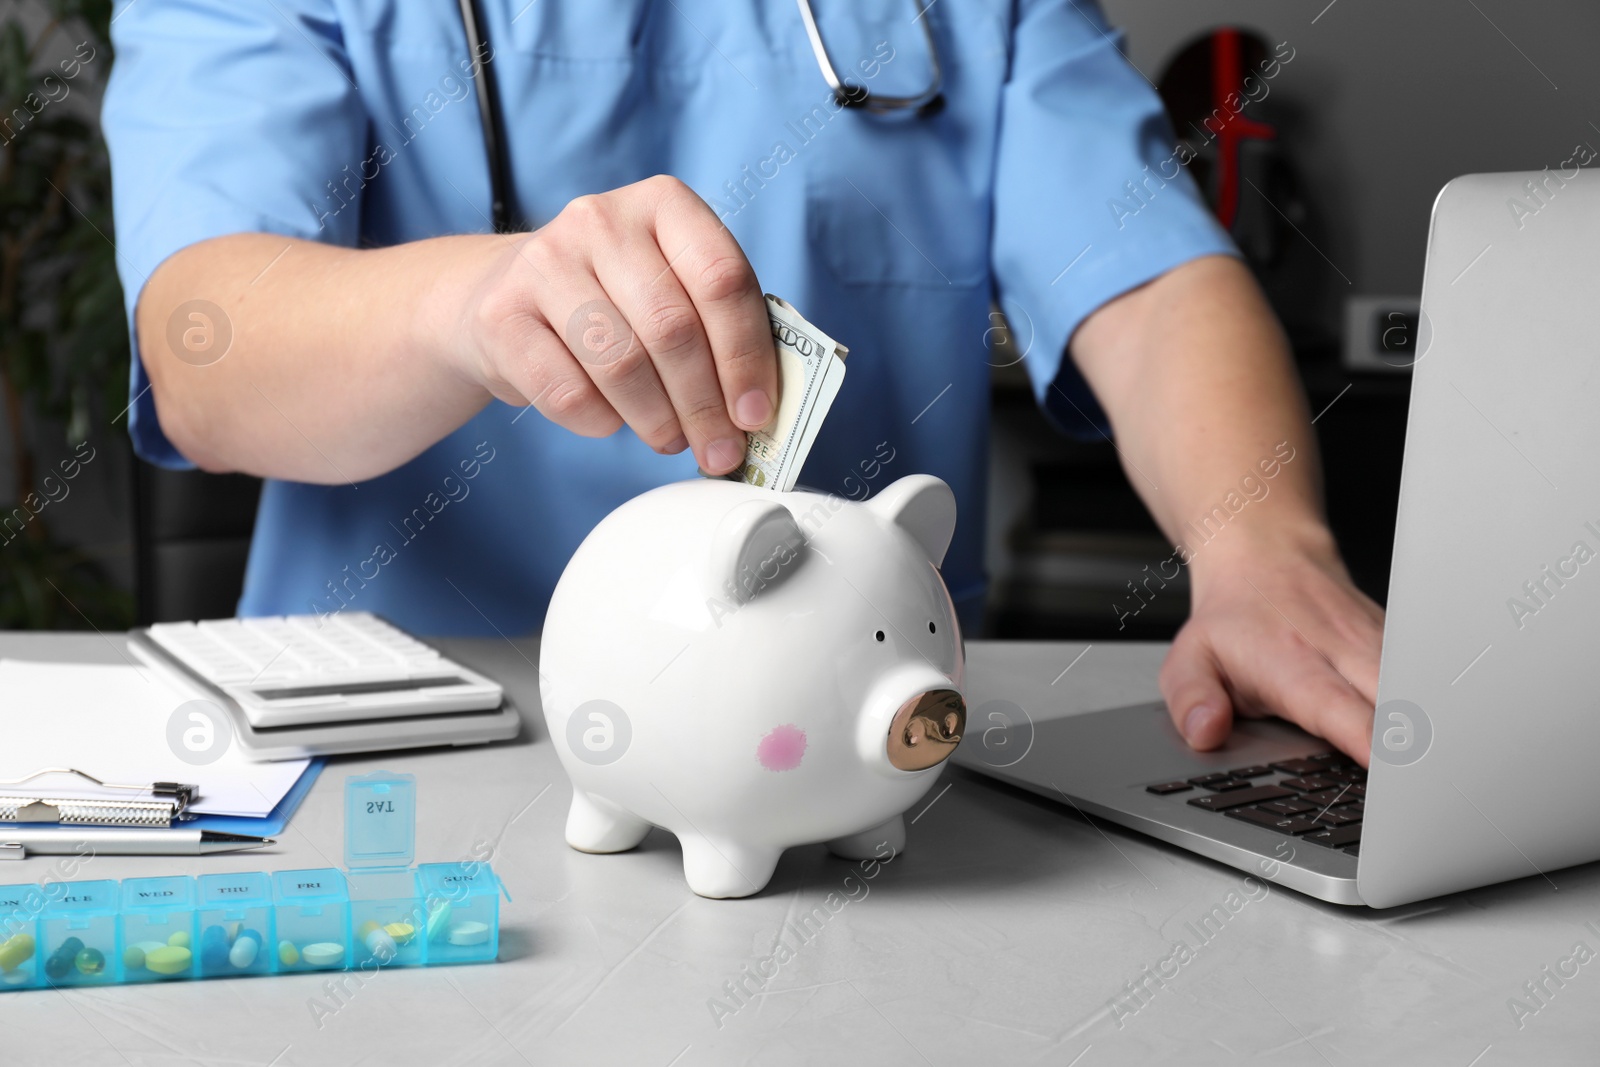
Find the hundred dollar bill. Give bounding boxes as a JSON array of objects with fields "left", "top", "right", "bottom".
[{"left": 731, "top": 295, "right": 848, "bottom": 492}]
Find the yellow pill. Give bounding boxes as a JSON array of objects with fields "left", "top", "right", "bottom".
[
  {"left": 123, "top": 941, "right": 166, "bottom": 970},
  {"left": 356, "top": 920, "right": 380, "bottom": 941},
  {"left": 278, "top": 940, "right": 299, "bottom": 966},
  {"left": 384, "top": 923, "right": 415, "bottom": 945},
  {"left": 0, "top": 933, "right": 34, "bottom": 972},
  {"left": 144, "top": 946, "right": 191, "bottom": 975},
  {"left": 166, "top": 930, "right": 191, "bottom": 949}
]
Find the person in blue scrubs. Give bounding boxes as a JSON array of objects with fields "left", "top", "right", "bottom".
[{"left": 103, "top": 1, "right": 1383, "bottom": 761}]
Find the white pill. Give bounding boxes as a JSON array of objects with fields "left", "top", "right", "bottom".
[
  {"left": 228, "top": 933, "right": 259, "bottom": 969},
  {"left": 447, "top": 921, "right": 490, "bottom": 947},
  {"left": 363, "top": 928, "right": 398, "bottom": 959},
  {"left": 301, "top": 942, "right": 345, "bottom": 967}
]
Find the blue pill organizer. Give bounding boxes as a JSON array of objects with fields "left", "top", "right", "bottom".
[{"left": 0, "top": 771, "right": 507, "bottom": 991}]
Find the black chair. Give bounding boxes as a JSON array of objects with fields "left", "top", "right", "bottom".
[{"left": 132, "top": 462, "right": 262, "bottom": 624}]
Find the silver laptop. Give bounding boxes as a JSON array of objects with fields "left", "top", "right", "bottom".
[{"left": 954, "top": 171, "right": 1600, "bottom": 907}]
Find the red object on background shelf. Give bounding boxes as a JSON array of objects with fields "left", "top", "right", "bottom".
[{"left": 1207, "top": 29, "right": 1277, "bottom": 229}]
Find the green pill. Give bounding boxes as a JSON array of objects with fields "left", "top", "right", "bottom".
[{"left": 74, "top": 948, "right": 105, "bottom": 975}]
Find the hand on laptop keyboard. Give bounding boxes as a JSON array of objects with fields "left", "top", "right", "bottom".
[{"left": 1157, "top": 537, "right": 1386, "bottom": 765}]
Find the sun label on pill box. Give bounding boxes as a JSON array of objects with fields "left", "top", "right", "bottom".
[
  {"left": 302, "top": 942, "right": 345, "bottom": 967},
  {"left": 447, "top": 921, "right": 490, "bottom": 947}
]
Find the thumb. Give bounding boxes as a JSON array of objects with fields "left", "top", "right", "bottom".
[{"left": 1159, "top": 627, "right": 1235, "bottom": 750}]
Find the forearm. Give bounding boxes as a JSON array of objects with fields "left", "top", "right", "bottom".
[
  {"left": 1068, "top": 254, "right": 1334, "bottom": 582},
  {"left": 136, "top": 233, "right": 497, "bottom": 483}
]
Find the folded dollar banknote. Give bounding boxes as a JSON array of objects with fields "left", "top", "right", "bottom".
[{"left": 728, "top": 295, "right": 848, "bottom": 492}]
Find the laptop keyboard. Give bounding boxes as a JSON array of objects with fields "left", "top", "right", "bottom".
[{"left": 1145, "top": 753, "right": 1365, "bottom": 857}]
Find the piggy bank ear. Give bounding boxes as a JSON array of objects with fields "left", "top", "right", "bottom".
[
  {"left": 868, "top": 475, "right": 956, "bottom": 565},
  {"left": 708, "top": 499, "right": 806, "bottom": 603}
]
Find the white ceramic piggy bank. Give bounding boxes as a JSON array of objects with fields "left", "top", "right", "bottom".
[{"left": 539, "top": 474, "right": 966, "bottom": 898}]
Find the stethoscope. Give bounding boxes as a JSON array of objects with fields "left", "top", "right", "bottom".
[{"left": 454, "top": 0, "right": 944, "bottom": 232}]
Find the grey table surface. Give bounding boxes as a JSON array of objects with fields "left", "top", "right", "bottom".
[{"left": 0, "top": 632, "right": 1594, "bottom": 1066}]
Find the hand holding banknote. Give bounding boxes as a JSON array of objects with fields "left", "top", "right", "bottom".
[
  {"left": 727, "top": 296, "right": 848, "bottom": 493},
  {"left": 465, "top": 175, "right": 776, "bottom": 475}
]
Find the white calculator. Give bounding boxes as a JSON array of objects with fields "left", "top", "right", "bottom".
[{"left": 135, "top": 613, "right": 505, "bottom": 728}]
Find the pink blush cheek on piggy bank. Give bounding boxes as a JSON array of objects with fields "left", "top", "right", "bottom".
[
  {"left": 539, "top": 475, "right": 967, "bottom": 899},
  {"left": 757, "top": 725, "right": 809, "bottom": 772}
]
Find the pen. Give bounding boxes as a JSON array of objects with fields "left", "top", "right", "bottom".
[{"left": 0, "top": 829, "right": 273, "bottom": 859}]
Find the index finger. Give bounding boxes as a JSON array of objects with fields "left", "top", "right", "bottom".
[{"left": 650, "top": 181, "right": 778, "bottom": 433}]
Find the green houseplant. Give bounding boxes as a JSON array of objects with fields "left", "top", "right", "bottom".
[{"left": 0, "top": 0, "right": 131, "bottom": 629}]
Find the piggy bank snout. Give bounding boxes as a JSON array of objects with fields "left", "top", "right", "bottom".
[{"left": 886, "top": 689, "right": 966, "bottom": 771}]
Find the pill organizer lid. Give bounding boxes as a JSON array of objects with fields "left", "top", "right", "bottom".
[
  {"left": 42, "top": 879, "right": 119, "bottom": 916},
  {"left": 0, "top": 883, "right": 47, "bottom": 918},
  {"left": 345, "top": 770, "right": 416, "bottom": 869},
  {"left": 198, "top": 871, "right": 272, "bottom": 907},
  {"left": 418, "top": 861, "right": 511, "bottom": 902},
  {"left": 272, "top": 868, "right": 348, "bottom": 904},
  {"left": 121, "top": 875, "right": 196, "bottom": 912}
]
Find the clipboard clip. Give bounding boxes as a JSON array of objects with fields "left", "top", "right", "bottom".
[
  {"left": 0, "top": 769, "right": 197, "bottom": 828},
  {"left": 0, "top": 768, "right": 196, "bottom": 810}
]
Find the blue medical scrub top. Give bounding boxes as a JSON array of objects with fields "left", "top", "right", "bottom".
[{"left": 104, "top": 0, "right": 1233, "bottom": 635}]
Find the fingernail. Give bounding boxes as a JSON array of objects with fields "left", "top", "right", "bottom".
[
  {"left": 735, "top": 389, "right": 772, "bottom": 428},
  {"left": 660, "top": 434, "right": 688, "bottom": 455},
  {"left": 1183, "top": 704, "right": 1221, "bottom": 744},
  {"left": 706, "top": 437, "right": 744, "bottom": 473}
]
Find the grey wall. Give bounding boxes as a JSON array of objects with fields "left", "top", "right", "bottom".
[{"left": 1100, "top": 0, "right": 1600, "bottom": 303}]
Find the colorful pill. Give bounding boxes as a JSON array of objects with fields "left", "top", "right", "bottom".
[
  {"left": 224, "top": 921, "right": 242, "bottom": 943},
  {"left": 447, "top": 921, "right": 490, "bottom": 947},
  {"left": 166, "top": 930, "right": 191, "bottom": 950},
  {"left": 426, "top": 901, "right": 452, "bottom": 942},
  {"left": 0, "top": 933, "right": 33, "bottom": 973},
  {"left": 278, "top": 940, "right": 299, "bottom": 967},
  {"left": 144, "top": 946, "right": 191, "bottom": 975},
  {"left": 384, "top": 923, "right": 416, "bottom": 945},
  {"left": 356, "top": 920, "right": 397, "bottom": 961},
  {"left": 200, "top": 926, "right": 232, "bottom": 970},
  {"left": 123, "top": 940, "right": 167, "bottom": 970},
  {"left": 229, "top": 929, "right": 261, "bottom": 969},
  {"left": 301, "top": 942, "right": 345, "bottom": 967},
  {"left": 45, "top": 937, "right": 83, "bottom": 980},
  {"left": 74, "top": 948, "right": 105, "bottom": 975}
]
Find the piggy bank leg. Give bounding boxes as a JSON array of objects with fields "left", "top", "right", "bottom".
[
  {"left": 679, "top": 835, "right": 782, "bottom": 899},
  {"left": 566, "top": 789, "right": 652, "bottom": 854},
  {"left": 825, "top": 814, "right": 906, "bottom": 861}
]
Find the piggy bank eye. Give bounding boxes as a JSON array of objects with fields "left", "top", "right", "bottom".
[
  {"left": 928, "top": 622, "right": 937, "bottom": 634},
  {"left": 874, "top": 630, "right": 886, "bottom": 642}
]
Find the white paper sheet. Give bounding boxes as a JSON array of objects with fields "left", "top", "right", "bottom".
[{"left": 0, "top": 659, "right": 310, "bottom": 817}]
